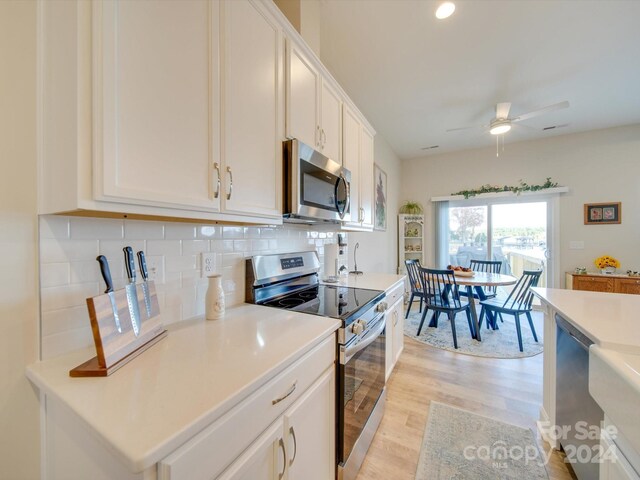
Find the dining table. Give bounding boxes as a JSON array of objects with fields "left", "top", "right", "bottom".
[{"left": 429, "top": 271, "right": 517, "bottom": 341}]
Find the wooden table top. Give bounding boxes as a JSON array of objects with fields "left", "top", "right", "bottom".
[{"left": 452, "top": 271, "right": 517, "bottom": 286}]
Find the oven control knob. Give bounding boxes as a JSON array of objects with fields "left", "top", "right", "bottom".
[
  {"left": 376, "top": 302, "right": 388, "bottom": 313},
  {"left": 352, "top": 322, "right": 365, "bottom": 335}
]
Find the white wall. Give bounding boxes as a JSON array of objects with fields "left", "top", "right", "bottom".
[
  {"left": 401, "top": 124, "right": 640, "bottom": 282},
  {"left": 0, "top": 1, "right": 41, "bottom": 477},
  {"left": 349, "top": 134, "right": 402, "bottom": 274}
]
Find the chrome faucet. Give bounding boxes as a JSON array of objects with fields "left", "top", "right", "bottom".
[{"left": 349, "top": 242, "right": 363, "bottom": 275}]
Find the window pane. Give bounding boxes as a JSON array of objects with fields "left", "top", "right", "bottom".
[{"left": 448, "top": 206, "right": 488, "bottom": 267}]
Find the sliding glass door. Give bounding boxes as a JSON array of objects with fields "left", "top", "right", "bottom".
[{"left": 445, "top": 200, "right": 550, "bottom": 288}]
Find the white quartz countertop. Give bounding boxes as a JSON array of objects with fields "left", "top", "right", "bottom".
[
  {"left": 532, "top": 287, "right": 640, "bottom": 353},
  {"left": 26, "top": 304, "right": 340, "bottom": 472},
  {"left": 321, "top": 272, "right": 405, "bottom": 292}
]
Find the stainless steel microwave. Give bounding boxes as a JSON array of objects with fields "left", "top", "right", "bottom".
[{"left": 283, "top": 139, "right": 351, "bottom": 223}]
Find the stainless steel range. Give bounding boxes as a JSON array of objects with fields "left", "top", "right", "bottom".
[{"left": 245, "top": 251, "right": 387, "bottom": 480}]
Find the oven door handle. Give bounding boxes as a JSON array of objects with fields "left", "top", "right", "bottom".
[{"left": 342, "top": 316, "right": 385, "bottom": 364}]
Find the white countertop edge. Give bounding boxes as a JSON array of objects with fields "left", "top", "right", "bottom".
[{"left": 26, "top": 309, "right": 341, "bottom": 472}]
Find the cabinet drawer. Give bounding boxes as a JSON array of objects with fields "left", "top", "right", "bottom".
[
  {"left": 386, "top": 281, "right": 405, "bottom": 306},
  {"left": 158, "top": 334, "right": 335, "bottom": 480}
]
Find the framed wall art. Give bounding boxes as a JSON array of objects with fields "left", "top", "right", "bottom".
[
  {"left": 374, "top": 164, "right": 387, "bottom": 231},
  {"left": 584, "top": 202, "right": 621, "bottom": 225}
]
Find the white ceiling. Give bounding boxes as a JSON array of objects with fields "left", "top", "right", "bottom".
[{"left": 318, "top": 0, "right": 640, "bottom": 159}]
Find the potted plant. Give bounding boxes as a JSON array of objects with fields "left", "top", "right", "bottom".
[
  {"left": 399, "top": 201, "right": 424, "bottom": 215},
  {"left": 594, "top": 255, "right": 620, "bottom": 274}
]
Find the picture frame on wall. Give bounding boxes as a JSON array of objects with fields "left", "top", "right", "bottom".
[
  {"left": 584, "top": 202, "right": 621, "bottom": 225},
  {"left": 374, "top": 164, "right": 387, "bottom": 231}
]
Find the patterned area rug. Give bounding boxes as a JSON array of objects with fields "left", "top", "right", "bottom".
[
  {"left": 416, "top": 402, "right": 549, "bottom": 480},
  {"left": 404, "top": 307, "right": 544, "bottom": 358}
]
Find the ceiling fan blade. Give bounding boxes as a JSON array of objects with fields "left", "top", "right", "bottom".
[
  {"left": 446, "top": 124, "right": 485, "bottom": 132},
  {"left": 512, "top": 101, "right": 569, "bottom": 123},
  {"left": 495, "top": 102, "right": 511, "bottom": 119}
]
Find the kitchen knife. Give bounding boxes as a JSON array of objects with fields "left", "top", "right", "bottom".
[
  {"left": 96, "top": 255, "right": 123, "bottom": 333},
  {"left": 137, "top": 250, "right": 153, "bottom": 318},
  {"left": 123, "top": 246, "right": 141, "bottom": 336}
]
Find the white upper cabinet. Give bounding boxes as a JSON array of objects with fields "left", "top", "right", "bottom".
[
  {"left": 319, "top": 79, "right": 342, "bottom": 163},
  {"left": 221, "top": 0, "right": 282, "bottom": 219},
  {"left": 360, "top": 126, "right": 375, "bottom": 229},
  {"left": 285, "top": 40, "right": 321, "bottom": 149},
  {"left": 96, "top": 0, "right": 219, "bottom": 211},
  {"left": 342, "top": 103, "right": 375, "bottom": 230},
  {"left": 342, "top": 104, "right": 361, "bottom": 222},
  {"left": 286, "top": 39, "right": 342, "bottom": 163}
]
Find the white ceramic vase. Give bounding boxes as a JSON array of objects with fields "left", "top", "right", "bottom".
[
  {"left": 206, "top": 274, "right": 225, "bottom": 320},
  {"left": 601, "top": 267, "right": 616, "bottom": 275}
]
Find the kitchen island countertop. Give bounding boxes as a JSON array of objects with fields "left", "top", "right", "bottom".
[
  {"left": 26, "top": 303, "right": 339, "bottom": 473},
  {"left": 532, "top": 287, "right": 640, "bottom": 353},
  {"left": 321, "top": 272, "right": 405, "bottom": 292}
]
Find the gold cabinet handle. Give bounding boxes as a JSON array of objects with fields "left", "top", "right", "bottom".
[
  {"left": 226, "top": 166, "right": 233, "bottom": 200},
  {"left": 213, "top": 162, "right": 221, "bottom": 199},
  {"left": 272, "top": 381, "right": 297, "bottom": 405},
  {"left": 278, "top": 438, "right": 286, "bottom": 480},
  {"left": 288, "top": 426, "right": 297, "bottom": 466}
]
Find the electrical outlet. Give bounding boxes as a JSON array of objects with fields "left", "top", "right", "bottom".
[
  {"left": 569, "top": 241, "right": 584, "bottom": 250},
  {"left": 201, "top": 252, "right": 217, "bottom": 278}
]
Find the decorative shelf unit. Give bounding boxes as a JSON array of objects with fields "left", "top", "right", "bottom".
[{"left": 398, "top": 214, "right": 425, "bottom": 275}]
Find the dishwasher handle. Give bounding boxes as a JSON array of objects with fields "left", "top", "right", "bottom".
[{"left": 555, "top": 314, "right": 593, "bottom": 351}]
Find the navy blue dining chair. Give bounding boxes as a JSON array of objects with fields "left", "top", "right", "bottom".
[
  {"left": 404, "top": 259, "right": 425, "bottom": 318},
  {"left": 478, "top": 269, "right": 543, "bottom": 352},
  {"left": 416, "top": 267, "right": 474, "bottom": 349}
]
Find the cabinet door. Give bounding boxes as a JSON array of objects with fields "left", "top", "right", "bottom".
[
  {"left": 96, "top": 0, "right": 219, "bottom": 211},
  {"left": 573, "top": 275, "right": 614, "bottom": 292},
  {"left": 385, "top": 310, "right": 394, "bottom": 381},
  {"left": 284, "top": 367, "right": 335, "bottom": 480},
  {"left": 222, "top": 0, "right": 282, "bottom": 218},
  {"left": 342, "top": 104, "right": 360, "bottom": 222},
  {"left": 218, "top": 417, "right": 285, "bottom": 480},
  {"left": 320, "top": 79, "right": 342, "bottom": 162},
  {"left": 614, "top": 278, "right": 640, "bottom": 295},
  {"left": 392, "top": 298, "right": 404, "bottom": 365},
  {"left": 360, "top": 126, "right": 375, "bottom": 228},
  {"left": 286, "top": 40, "right": 320, "bottom": 149}
]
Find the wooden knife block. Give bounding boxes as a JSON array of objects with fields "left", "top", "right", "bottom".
[{"left": 70, "top": 280, "right": 166, "bottom": 377}]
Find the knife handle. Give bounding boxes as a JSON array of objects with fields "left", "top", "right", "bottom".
[
  {"left": 137, "top": 250, "right": 148, "bottom": 281},
  {"left": 123, "top": 246, "right": 136, "bottom": 282},
  {"left": 97, "top": 255, "right": 114, "bottom": 294}
]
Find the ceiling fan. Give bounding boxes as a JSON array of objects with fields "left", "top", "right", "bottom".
[{"left": 447, "top": 100, "right": 570, "bottom": 136}]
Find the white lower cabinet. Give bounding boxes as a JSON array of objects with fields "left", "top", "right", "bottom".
[
  {"left": 220, "top": 367, "right": 335, "bottom": 480},
  {"left": 385, "top": 281, "right": 405, "bottom": 380},
  {"left": 600, "top": 426, "right": 640, "bottom": 480}
]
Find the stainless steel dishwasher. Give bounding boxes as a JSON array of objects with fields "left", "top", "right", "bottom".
[{"left": 556, "top": 314, "right": 604, "bottom": 480}]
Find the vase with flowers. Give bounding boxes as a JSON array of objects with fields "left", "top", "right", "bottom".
[{"left": 595, "top": 255, "right": 620, "bottom": 274}]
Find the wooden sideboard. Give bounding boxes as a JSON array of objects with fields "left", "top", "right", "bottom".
[{"left": 566, "top": 273, "right": 640, "bottom": 295}]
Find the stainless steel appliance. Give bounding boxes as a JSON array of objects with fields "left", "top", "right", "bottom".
[
  {"left": 283, "top": 139, "right": 351, "bottom": 224},
  {"left": 246, "top": 251, "right": 386, "bottom": 480},
  {"left": 556, "top": 314, "right": 603, "bottom": 480}
]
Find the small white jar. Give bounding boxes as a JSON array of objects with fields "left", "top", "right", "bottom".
[{"left": 206, "top": 274, "right": 225, "bottom": 320}]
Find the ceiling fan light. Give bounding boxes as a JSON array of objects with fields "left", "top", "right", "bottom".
[
  {"left": 489, "top": 121, "right": 511, "bottom": 135},
  {"left": 435, "top": 2, "right": 456, "bottom": 19}
]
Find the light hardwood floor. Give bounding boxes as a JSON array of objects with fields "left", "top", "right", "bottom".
[{"left": 356, "top": 336, "right": 574, "bottom": 480}]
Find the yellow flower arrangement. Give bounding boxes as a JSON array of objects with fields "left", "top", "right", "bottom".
[{"left": 594, "top": 255, "right": 620, "bottom": 269}]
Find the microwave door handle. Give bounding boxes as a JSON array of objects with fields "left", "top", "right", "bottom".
[{"left": 335, "top": 174, "right": 349, "bottom": 220}]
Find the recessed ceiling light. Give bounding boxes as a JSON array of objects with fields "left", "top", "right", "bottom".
[
  {"left": 421, "top": 145, "right": 439, "bottom": 150},
  {"left": 435, "top": 2, "right": 456, "bottom": 20}
]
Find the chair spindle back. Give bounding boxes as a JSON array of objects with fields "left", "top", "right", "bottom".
[
  {"left": 405, "top": 259, "right": 422, "bottom": 293},
  {"left": 500, "top": 270, "right": 542, "bottom": 311},
  {"left": 469, "top": 259, "right": 502, "bottom": 295},
  {"left": 419, "top": 267, "right": 463, "bottom": 309}
]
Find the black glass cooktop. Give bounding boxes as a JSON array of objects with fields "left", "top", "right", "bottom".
[{"left": 262, "top": 285, "right": 384, "bottom": 324}]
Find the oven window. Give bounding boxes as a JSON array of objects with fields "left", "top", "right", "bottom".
[{"left": 340, "top": 325, "right": 386, "bottom": 462}]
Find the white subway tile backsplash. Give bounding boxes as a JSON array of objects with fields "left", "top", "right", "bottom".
[
  {"left": 197, "top": 225, "right": 221, "bottom": 239},
  {"left": 70, "top": 217, "right": 124, "bottom": 240},
  {"left": 40, "top": 216, "right": 70, "bottom": 239},
  {"left": 41, "top": 282, "right": 100, "bottom": 312},
  {"left": 165, "top": 223, "right": 196, "bottom": 240},
  {"left": 41, "top": 238, "right": 99, "bottom": 263},
  {"left": 182, "top": 240, "right": 209, "bottom": 255},
  {"left": 40, "top": 263, "right": 70, "bottom": 288},
  {"left": 146, "top": 239, "right": 181, "bottom": 256},
  {"left": 38, "top": 215, "right": 341, "bottom": 359},
  {"left": 124, "top": 220, "right": 165, "bottom": 239}
]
